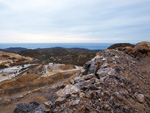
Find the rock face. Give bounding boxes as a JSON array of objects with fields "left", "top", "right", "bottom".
[
  {"left": 124, "top": 41, "right": 150, "bottom": 57},
  {"left": 135, "top": 41, "right": 150, "bottom": 53},
  {"left": 14, "top": 42, "right": 150, "bottom": 113}
]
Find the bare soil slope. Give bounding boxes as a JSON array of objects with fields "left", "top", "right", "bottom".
[
  {"left": 0, "top": 51, "right": 34, "bottom": 68},
  {"left": 0, "top": 66, "right": 81, "bottom": 113}
]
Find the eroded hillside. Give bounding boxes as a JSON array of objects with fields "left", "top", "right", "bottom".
[
  {"left": 0, "top": 41, "right": 150, "bottom": 113},
  {"left": 12, "top": 41, "right": 150, "bottom": 113},
  {"left": 0, "top": 51, "right": 34, "bottom": 68},
  {"left": 0, "top": 64, "right": 82, "bottom": 113}
]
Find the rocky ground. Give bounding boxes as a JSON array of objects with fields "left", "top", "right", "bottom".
[
  {"left": 38, "top": 49, "right": 149, "bottom": 113},
  {"left": 1, "top": 41, "right": 150, "bottom": 113},
  {"left": 12, "top": 41, "right": 150, "bottom": 113}
]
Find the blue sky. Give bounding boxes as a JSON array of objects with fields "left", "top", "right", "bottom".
[{"left": 0, "top": 0, "right": 150, "bottom": 43}]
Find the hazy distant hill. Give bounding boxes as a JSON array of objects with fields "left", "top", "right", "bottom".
[
  {"left": 0, "top": 47, "right": 27, "bottom": 53},
  {"left": 108, "top": 43, "right": 135, "bottom": 49}
]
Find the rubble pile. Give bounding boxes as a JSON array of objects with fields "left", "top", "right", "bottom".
[
  {"left": 14, "top": 42, "right": 150, "bottom": 113},
  {"left": 41, "top": 49, "right": 150, "bottom": 113},
  {"left": 14, "top": 101, "right": 44, "bottom": 113}
]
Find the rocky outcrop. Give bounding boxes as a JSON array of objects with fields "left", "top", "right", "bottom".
[
  {"left": 14, "top": 42, "right": 150, "bottom": 113},
  {"left": 116, "top": 41, "right": 150, "bottom": 57},
  {"left": 135, "top": 41, "right": 150, "bottom": 53},
  {"left": 107, "top": 41, "right": 150, "bottom": 58}
]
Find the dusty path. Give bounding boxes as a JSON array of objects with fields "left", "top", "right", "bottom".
[
  {"left": 0, "top": 64, "right": 35, "bottom": 82},
  {"left": 44, "top": 64, "right": 82, "bottom": 73}
]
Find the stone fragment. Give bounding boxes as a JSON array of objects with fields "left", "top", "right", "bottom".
[
  {"left": 71, "top": 94, "right": 78, "bottom": 98},
  {"left": 44, "top": 108, "right": 51, "bottom": 113},
  {"left": 108, "top": 69, "right": 116, "bottom": 75},
  {"left": 134, "top": 93, "right": 144, "bottom": 103},
  {"left": 64, "top": 85, "right": 80, "bottom": 94},
  {"left": 56, "top": 84, "right": 80, "bottom": 97},
  {"left": 100, "top": 76, "right": 106, "bottom": 82},
  {"left": 83, "top": 74, "right": 94, "bottom": 80},
  {"left": 102, "top": 58, "right": 106, "bottom": 61},
  {"left": 70, "top": 79, "right": 74, "bottom": 84},
  {"left": 97, "top": 68, "right": 110, "bottom": 75},
  {"left": 43, "top": 101, "right": 52, "bottom": 108},
  {"left": 69, "top": 99, "right": 80, "bottom": 106},
  {"left": 115, "top": 103, "right": 120, "bottom": 108},
  {"left": 86, "top": 93, "right": 91, "bottom": 99},
  {"left": 65, "top": 94, "right": 71, "bottom": 99},
  {"left": 87, "top": 84, "right": 98, "bottom": 90},
  {"left": 56, "top": 89, "right": 65, "bottom": 97},
  {"left": 105, "top": 91, "right": 111, "bottom": 97},
  {"left": 114, "top": 92, "right": 123, "bottom": 100},
  {"left": 79, "top": 92, "right": 85, "bottom": 98},
  {"left": 84, "top": 61, "right": 92, "bottom": 69},
  {"left": 101, "top": 92, "right": 104, "bottom": 97},
  {"left": 89, "top": 91, "right": 96, "bottom": 99},
  {"left": 81, "top": 69, "right": 85, "bottom": 73},
  {"left": 123, "top": 106, "right": 129, "bottom": 112},
  {"left": 75, "top": 106, "right": 86, "bottom": 113},
  {"left": 81, "top": 78, "right": 95, "bottom": 87},
  {"left": 103, "top": 104, "right": 111, "bottom": 111},
  {"left": 74, "top": 77, "right": 84, "bottom": 83},
  {"left": 55, "top": 97, "right": 66, "bottom": 106},
  {"left": 101, "top": 63, "right": 108, "bottom": 68}
]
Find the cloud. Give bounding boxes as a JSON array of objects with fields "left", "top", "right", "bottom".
[{"left": 0, "top": 0, "right": 150, "bottom": 43}]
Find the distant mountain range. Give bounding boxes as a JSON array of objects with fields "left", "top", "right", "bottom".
[
  {"left": 0, "top": 47, "right": 101, "bottom": 66},
  {"left": 0, "top": 47, "right": 27, "bottom": 53},
  {"left": 0, "top": 43, "right": 135, "bottom": 66}
]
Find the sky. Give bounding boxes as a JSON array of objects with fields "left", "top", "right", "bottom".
[{"left": 0, "top": 0, "right": 150, "bottom": 43}]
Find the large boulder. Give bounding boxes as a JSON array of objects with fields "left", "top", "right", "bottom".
[
  {"left": 56, "top": 84, "right": 80, "bottom": 97},
  {"left": 135, "top": 41, "right": 150, "bottom": 53},
  {"left": 14, "top": 101, "right": 43, "bottom": 113}
]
